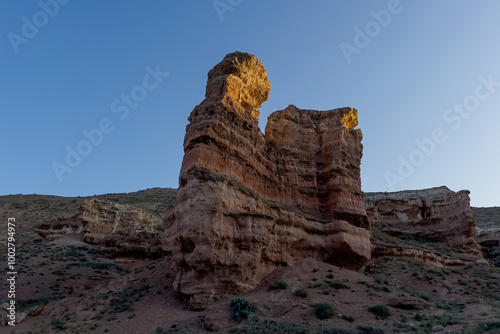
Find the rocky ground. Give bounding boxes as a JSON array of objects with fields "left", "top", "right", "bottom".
[{"left": 1, "top": 188, "right": 499, "bottom": 333}]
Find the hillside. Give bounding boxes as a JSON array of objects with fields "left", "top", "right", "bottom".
[
  {"left": 1, "top": 188, "right": 500, "bottom": 333},
  {"left": 0, "top": 188, "right": 176, "bottom": 249}
]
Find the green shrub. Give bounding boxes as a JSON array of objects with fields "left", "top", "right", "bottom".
[
  {"left": 17, "top": 296, "right": 64, "bottom": 311},
  {"left": 228, "top": 315, "right": 354, "bottom": 333},
  {"left": 294, "top": 288, "right": 308, "bottom": 298},
  {"left": 356, "top": 326, "right": 386, "bottom": 334},
  {"left": 342, "top": 315, "right": 354, "bottom": 323},
  {"left": 230, "top": 298, "right": 251, "bottom": 322},
  {"left": 440, "top": 313, "right": 459, "bottom": 326},
  {"left": 474, "top": 322, "right": 500, "bottom": 333},
  {"left": 412, "top": 313, "right": 459, "bottom": 331},
  {"left": 314, "top": 303, "right": 334, "bottom": 320},
  {"left": 325, "top": 279, "right": 350, "bottom": 289},
  {"left": 401, "top": 286, "right": 435, "bottom": 301},
  {"left": 367, "top": 304, "right": 391, "bottom": 319},
  {"left": 269, "top": 281, "right": 288, "bottom": 290},
  {"left": 436, "top": 299, "right": 465, "bottom": 311},
  {"left": 154, "top": 327, "right": 164, "bottom": 334}
]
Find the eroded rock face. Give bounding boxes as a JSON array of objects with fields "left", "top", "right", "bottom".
[
  {"left": 474, "top": 207, "right": 500, "bottom": 266},
  {"left": 371, "top": 243, "right": 482, "bottom": 267},
  {"left": 162, "top": 51, "right": 371, "bottom": 309},
  {"left": 365, "top": 186, "right": 482, "bottom": 257},
  {"left": 35, "top": 198, "right": 163, "bottom": 257}
]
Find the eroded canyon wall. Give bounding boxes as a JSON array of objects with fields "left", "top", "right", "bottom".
[
  {"left": 35, "top": 197, "right": 163, "bottom": 257},
  {"left": 365, "top": 186, "right": 482, "bottom": 257}
]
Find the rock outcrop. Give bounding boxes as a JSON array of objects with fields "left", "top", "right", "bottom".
[
  {"left": 474, "top": 207, "right": 500, "bottom": 266},
  {"left": 1, "top": 303, "right": 43, "bottom": 326},
  {"left": 35, "top": 197, "right": 163, "bottom": 257},
  {"left": 162, "top": 51, "right": 371, "bottom": 309},
  {"left": 365, "top": 186, "right": 482, "bottom": 257},
  {"left": 371, "top": 243, "right": 482, "bottom": 267}
]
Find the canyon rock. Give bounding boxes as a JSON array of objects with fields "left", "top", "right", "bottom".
[
  {"left": 474, "top": 207, "right": 500, "bottom": 266},
  {"left": 365, "top": 186, "right": 482, "bottom": 257},
  {"left": 162, "top": 51, "right": 371, "bottom": 309},
  {"left": 35, "top": 197, "right": 163, "bottom": 257},
  {"left": 371, "top": 243, "right": 482, "bottom": 267}
]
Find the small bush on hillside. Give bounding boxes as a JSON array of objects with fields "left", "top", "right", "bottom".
[
  {"left": 314, "top": 303, "right": 334, "bottom": 320},
  {"left": 17, "top": 296, "right": 64, "bottom": 311},
  {"left": 228, "top": 315, "right": 355, "bottom": 333},
  {"left": 269, "top": 281, "right": 288, "bottom": 290},
  {"left": 367, "top": 304, "right": 391, "bottom": 319},
  {"left": 294, "top": 288, "right": 308, "bottom": 298},
  {"left": 230, "top": 298, "right": 251, "bottom": 322},
  {"left": 325, "top": 279, "right": 350, "bottom": 289},
  {"left": 342, "top": 315, "right": 355, "bottom": 323},
  {"left": 474, "top": 322, "right": 500, "bottom": 333},
  {"left": 357, "top": 325, "right": 386, "bottom": 334}
]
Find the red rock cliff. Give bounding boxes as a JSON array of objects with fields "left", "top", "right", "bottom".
[
  {"left": 162, "top": 52, "right": 371, "bottom": 309},
  {"left": 35, "top": 197, "right": 163, "bottom": 257},
  {"left": 365, "top": 186, "right": 482, "bottom": 257}
]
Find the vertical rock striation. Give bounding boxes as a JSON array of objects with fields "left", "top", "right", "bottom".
[{"left": 162, "top": 52, "right": 371, "bottom": 309}]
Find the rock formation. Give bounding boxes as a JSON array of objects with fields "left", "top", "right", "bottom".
[
  {"left": 365, "top": 186, "right": 482, "bottom": 257},
  {"left": 35, "top": 197, "right": 163, "bottom": 257},
  {"left": 162, "top": 51, "right": 371, "bottom": 309},
  {"left": 474, "top": 207, "right": 500, "bottom": 266},
  {"left": 371, "top": 243, "right": 482, "bottom": 267}
]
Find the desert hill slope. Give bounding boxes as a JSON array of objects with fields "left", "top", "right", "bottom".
[{"left": 1, "top": 188, "right": 500, "bottom": 333}]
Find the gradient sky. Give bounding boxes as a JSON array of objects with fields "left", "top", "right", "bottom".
[{"left": 1, "top": 1, "right": 499, "bottom": 207}]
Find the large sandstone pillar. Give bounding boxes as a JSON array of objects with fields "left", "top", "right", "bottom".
[{"left": 163, "top": 52, "right": 371, "bottom": 309}]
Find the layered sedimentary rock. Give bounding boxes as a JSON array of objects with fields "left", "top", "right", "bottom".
[
  {"left": 474, "top": 207, "right": 500, "bottom": 266},
  {"left": 371, "top": 244, "right": 482, "bottom": 267},
  {"left": 365, "top": 186, "right": 482, "bottom": 257},
  {"left": 35, "top": 198, "right": 163, "bottom": 257},
  {"left": 162, "top": 51, "right": 371, "bottom": 309}
]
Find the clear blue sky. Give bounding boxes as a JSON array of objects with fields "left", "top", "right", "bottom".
[{"left": 1, "top": 1, "right": 499, "bottom": 207}]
